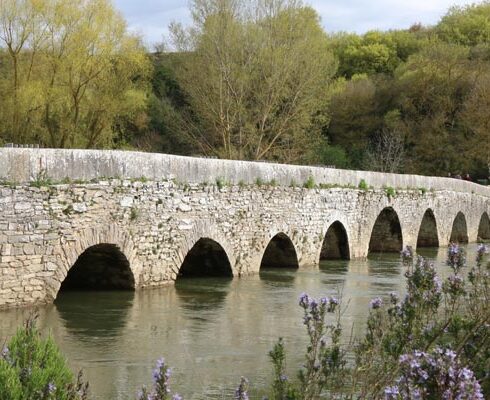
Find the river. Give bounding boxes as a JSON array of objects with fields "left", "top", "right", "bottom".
[{"left": 0, "top": 245, "right": 479, "bottom": 399}]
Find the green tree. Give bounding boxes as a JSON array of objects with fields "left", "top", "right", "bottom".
[
  {"left": 325, "top": 74, "right": 383, "bottom": 168},
  {"left": 460, "top": 71, "right": 490, "bottom": 176},
  {"left": 0, "top": 0, "right": 151, "bottom": 148},
  {"left": 394, "top": 42, "right": 477, "bottom": 175},
  {"left": 168, "top": 0, "right": 337, "bottom": 162},
  {"left": 331, "top": 29, "right": 428, "bottom": 78},
  {"left": 437, "top": 2, "right": 490, "bottom": 46}
]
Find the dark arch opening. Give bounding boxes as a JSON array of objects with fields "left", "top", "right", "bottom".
[
  {"left": 320, "top": 221, "right": 350, "bottom": 260},
  {"left": 178, "top": 238, "right": 233, "bottom": 278},
  {"left": 477, "top": 212, "right": 490, "bottom": 241},
  {"left": 368, "top": 207, "right": 403, "bottom": 254},
  {"left": 260, "top": 233, "right": 299, "bottom": 269},
  {"left": 58, "top": 244, "right": 135, "bottom": 293},
  {"left": 417, "top": 209, "right": 439, "bottom": 248},
  {"left": 450, "top": 212, "right": 468, "bottom": 244}
]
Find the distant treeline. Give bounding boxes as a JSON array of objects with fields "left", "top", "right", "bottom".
[{"left": 1, "top": 0, "right": 489, "bottom": 178}]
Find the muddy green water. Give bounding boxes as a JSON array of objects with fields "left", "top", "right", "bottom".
[{"left": 0, "top": 245, "right": 477, "bottom": 399}]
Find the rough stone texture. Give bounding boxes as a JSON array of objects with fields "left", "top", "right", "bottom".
[
  {"left": 1, "top": 148, "right": 490, "bottom": 196},
  {"left": 0, "top": 149, "right": 489, "bottom": 309}
]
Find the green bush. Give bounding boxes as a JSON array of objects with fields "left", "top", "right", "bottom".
[
  {"left": 303, "top": 176, "right": 316, "bottom": 189},
  {"left": 385, "top": 186, "right": 396, "bottom": 198},
  {"left": 0, "top": 317, "right": 88, "bottom": 400},
  {"left": 358, "top": 179, "right": 369, "bottom": 190},
  {"left": 216, "top": 177, "right": 226, "bottom": 189}
]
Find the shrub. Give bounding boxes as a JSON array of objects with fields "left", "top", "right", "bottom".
[
  {"left": 303, "top": 176, "right": 316, "bottom": 189},
  {"left": 216, "top": 177, "right": 226, "bottom": 189},
  {"left": 358, "top": 179, "right": 368, "bottom": 190},
  {"left": 0, "top": 316, "right": 89, "bottom": 400},
  {"left": 385, "top": 186, "right": 396, "bottom": 198},
  {"left": 30, "top": 170, "right": 53, "bottom": 188},
  {"left": 130, "top": 207, "right": 139, "bottom": 221}
]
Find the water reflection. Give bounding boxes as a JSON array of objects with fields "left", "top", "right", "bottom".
[
  {"left": 0, "top": 244, "right": 481, "bottom": 399},
  {"left": 319, "top": 259, "right": 349, "bottom": 286},
  {"left": 54, "top": 291, "right": 134, "bottom": 342},
  {"left": 259, "top": 267, "right": 297, "bottom": 287},
  {"left": 175, "top": 277, "right": 232, "bottom": 314}
]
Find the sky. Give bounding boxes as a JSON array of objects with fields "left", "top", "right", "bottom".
[{"left": 113, "top": 0, "right": 476, "bottom": 47}]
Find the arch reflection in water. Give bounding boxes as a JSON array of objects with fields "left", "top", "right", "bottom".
[
  {"left": 320, "top": 221, "right": 350, "bottom": 260},
  {"left": 369, "top": 207, "right": 403, "bottom": 254},
  {"left": 417, "top": 209, "right": 439, "bottom": 248},
  {"left": 450, "top": 212, "right": 468, "bottom": 244},
  {"left": 175, "top": 277, "right": 232, "bottom": 316},
  {"left": 54, "top": 291, "right": 135, "bottom": 341},
  {"left": 260, "top": 233, "right": 299, "bottom": 269},
  {"left": 259, "top": 268, "right": 297, "bottom": 288},
  {"left": 478, "top": 212, "right": 490, "bottom": 241},
  {"left": 178, "top": 238, "right": 233, "bottom": 278},
  {"left": 319, "top": 259, "right": 349, "bottom": 287}
]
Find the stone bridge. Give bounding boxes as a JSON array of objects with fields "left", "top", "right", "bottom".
[{"left": 0, "top": 148, "right": 489, "bottom": 308}]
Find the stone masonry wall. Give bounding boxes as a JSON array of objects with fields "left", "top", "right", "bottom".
[{"left": 0, "top": 177, "right": 489, "bottom": 309}]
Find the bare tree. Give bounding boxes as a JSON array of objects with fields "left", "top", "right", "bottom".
[{"left": 365, "top": 128, "right": 406, "bottom": 173}]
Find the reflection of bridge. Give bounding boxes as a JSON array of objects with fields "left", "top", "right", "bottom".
[{"left": 0, "top": 148, "right": 489, "bottom": 308}]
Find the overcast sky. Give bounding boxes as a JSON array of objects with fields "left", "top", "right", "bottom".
[{"left": 113, "top": 0, "right": 475, "bottom": 47}]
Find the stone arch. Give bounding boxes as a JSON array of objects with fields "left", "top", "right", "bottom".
[
  {"left": 416, "top": 209, "right": 439, "bottom": 248},
  {"left": 319, "top": 221, "right": 350, "bottom": 260},
  {"left": 368, "top": 207, "right": 403, "bottom": 254},
  {"left": 450, "top": 212, "right": 468, "bottom": 244},
  {"left": 58, "top": 244, "right": 135, "bottom": 293},
  {"left": 172, "top": 220, "right": 237, "bottom": 278},
  {"left": 49, "top": 224, "right": 139, "bottom": 301},
  {"left": 177, "top": 237, "right": 233, "bottom": 278},
  {"left": 477, "top": 212, "right": 490, "bottom": 241},
  {"left": 260, "top": 232, "right": 299, "bottom": 269}
]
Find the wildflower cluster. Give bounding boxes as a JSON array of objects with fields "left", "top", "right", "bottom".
[
  {"left": 298, "top": 293, "right": 345, "bottom": 400},
  {"left": 385, "top": 348, "right": 484, "bottom": 399},
  {"left": 137, "top": 358, "right": 181, "bottom": 400},
  {"left": 447, "top": 243, "right": 466, "bottom": 273},
  {"left": 355, "top": 244, "right": 490, "bottom": 398}
]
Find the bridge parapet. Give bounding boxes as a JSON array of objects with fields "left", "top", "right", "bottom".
[{"left": 1, "top": 148, "right": 489, "bottom": 197}]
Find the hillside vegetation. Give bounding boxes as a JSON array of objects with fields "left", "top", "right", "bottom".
[{"left": 0, "top": 0, "right": 489, "bottom": 178}]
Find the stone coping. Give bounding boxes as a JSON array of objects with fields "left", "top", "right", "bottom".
[{"left": 0, "top": 148, "right": 489, "bottom": 197}]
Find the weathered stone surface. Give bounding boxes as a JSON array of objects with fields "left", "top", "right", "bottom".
[{"left": 0, "top": 149, "right": 489, "bottom": 309}]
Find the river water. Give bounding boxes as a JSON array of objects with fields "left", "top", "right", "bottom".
[{"left": 0, "top": 245, "right": 480, "bottom": 399}]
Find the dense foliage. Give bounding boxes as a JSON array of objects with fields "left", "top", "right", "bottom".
[
  {"left": 1, "top": 0, "right": 489, "bottom": 178},
  {"left": 0, "top": 317, "right": 89, "bottom": 400}
]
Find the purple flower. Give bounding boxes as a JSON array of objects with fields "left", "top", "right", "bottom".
[
  {"left": 46, "top": 382, "right": 56, "bottom": 394},
  {"left": 172, "top": 395, "right": 182, "bottom": 400},
  {"left": 329, "top": 297, "right": 339, "bottom": 305},
  {"left": 299, "top": 293, "right": 310, "bottom": 308},
  {"left": 394, "top": 348, "right": 483, "bottom": 399},
  {"left": 384, "top": 385, "right": 399, "bottom": 399},
  {"left": 235, "top": 377, "right": 249, "bottom": 400},
  {"left": 370, "top": 297, "right": 383, "bottom": 309},
  {"left": 1, "top": 346, "right": 9, "bottom": 363},
  {"left": 401, "top": 246, "right": 413, "bottom": 259}
]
